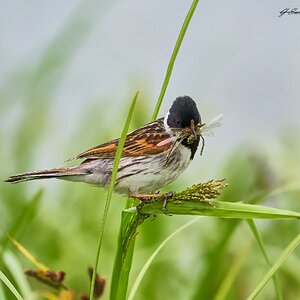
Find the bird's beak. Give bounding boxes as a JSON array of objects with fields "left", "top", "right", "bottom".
[{"left": 190, "top": 119, "right": 198, "bottom": 140}]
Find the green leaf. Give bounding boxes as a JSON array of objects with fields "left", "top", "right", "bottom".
[
  {"left": 246, "top": 234, "right": 300, "bottom": 300},
  {"left": 0, "top": 270, "right": 23, "bottom": 300},
  {"left": 127, "top": 200, "right": 300, "bottom": 220},
  {"left": 247, "top": 220, "right": 283, "bottom": 300},
  {"left": 90, "top": 90, "right": 139, "bottom": 300}
]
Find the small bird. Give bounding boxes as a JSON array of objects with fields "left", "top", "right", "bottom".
[{"left": 5, "top": 96, "right": 214, "bottom": 199}]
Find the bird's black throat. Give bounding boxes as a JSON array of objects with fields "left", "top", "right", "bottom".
[{"left": 181, "top": 138, "right": 200, "bottom": 159}]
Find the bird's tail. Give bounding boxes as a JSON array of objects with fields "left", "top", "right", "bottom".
[{"left": 5, "top": 167, "right": 87, "bottom": 184}]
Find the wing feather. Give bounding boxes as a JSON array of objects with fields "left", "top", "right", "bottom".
[{"left": 72, "top": 118, "right": 175, "bottom": 161}]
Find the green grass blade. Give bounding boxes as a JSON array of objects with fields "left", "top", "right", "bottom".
[
  {"left": 89, "top": 90, "right": 139, "bottom": 300},
  {"left": 246, "top": 234, "right": 300, "bottom": 300},
  {"left": 151, "top": 0, "right": 199, "bottom": 120},
  {"left": 127, "top": 200, "right": 300, "bottom": 220},
  {"left": 0, "top": 270, "right": 23, "bottom": 300},
  {"left": 3, "top": 251, "right": 31, "bottom": 298},
  {"left": 110, "top": 211, "right": 148, "bottom": 300},
  {"left": 247, "top": 220, "right": 283, "bottom": 300},
  {"left": 127, "top": 218, "right": 199, "bottom": 300},
  {"left": 0, "top": 282, "right": 7, "bottom": 300}
]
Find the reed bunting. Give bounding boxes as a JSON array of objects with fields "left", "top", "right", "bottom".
[{"left": 5, "top": 96, "right": 221, "bottom": 198}]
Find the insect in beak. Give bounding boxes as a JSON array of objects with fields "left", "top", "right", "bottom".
[{"left": 198, "top": 123, "right": 206, "bottom": 156}]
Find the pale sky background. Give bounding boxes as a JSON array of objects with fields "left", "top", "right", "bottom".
[{"left": 1, "top": 0, "right": 300, "bottom": 184}]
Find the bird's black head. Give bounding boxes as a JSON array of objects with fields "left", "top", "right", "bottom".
[
  {"left": 166, "top": 96, "right": 201, "bottom": 159},
  {"left": 167, "top": 96, "right": 201, "bottom": 129}
]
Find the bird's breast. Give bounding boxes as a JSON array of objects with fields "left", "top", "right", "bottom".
[{"left": 113, "top": 143, "right": 192, "bottom": 194}]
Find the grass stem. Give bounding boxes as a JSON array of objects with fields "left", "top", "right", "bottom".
[{"left": 89, "top": 91, "right": 139, "bottom": 300}]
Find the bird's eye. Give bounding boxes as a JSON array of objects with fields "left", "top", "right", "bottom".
[{"left": 176, "top": 120, "right": 181, "bottom": 125}]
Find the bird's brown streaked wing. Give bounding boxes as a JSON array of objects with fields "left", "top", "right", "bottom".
[{"left": 73, "top": 118, "right": 175, "bottom": 160}]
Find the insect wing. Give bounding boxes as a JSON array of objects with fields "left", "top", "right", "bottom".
[{"left": 201, "top": 114, "right": 223, "bottom": 137}]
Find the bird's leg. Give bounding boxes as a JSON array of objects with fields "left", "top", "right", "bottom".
[
  {"left": 129, "top": 192, "right": 173, "bottom": 199},
  {"left": 130, "top": 191, "right": 175, "bottom": 214},
  {"left": 162, "top": 198, "right": 169, "bottom": 214}
]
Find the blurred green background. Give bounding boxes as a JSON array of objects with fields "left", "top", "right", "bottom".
[{"left": 0, "top": 1, "right": 299, "bottom": 299}]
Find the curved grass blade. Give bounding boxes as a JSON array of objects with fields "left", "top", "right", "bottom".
[
  {"left": 7, "top": 235, "right": 48, "bottom": 271},
  {"left": 0, "top": 270, "right": 23, "bottom": 300},
  {"left": 151, "top": 0, "right": 199, "bottom": 120},
  {"left": 127, "top": 218, "right": 199, "bottom": 300},
  {"left": 0, "top": 282, "right": 7, "bottom": 300},
  {"left": 89, "top": 90, "right": 139, "bottom": 300},
  {"left": 247, "top": 220, "right": 283, "bottom": 300},
  {"left": 246, "top": 234, "right": 300, "bottom": 300},
  {"left": 3, "top": 251, "right": 31, "bottom": 298}
]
